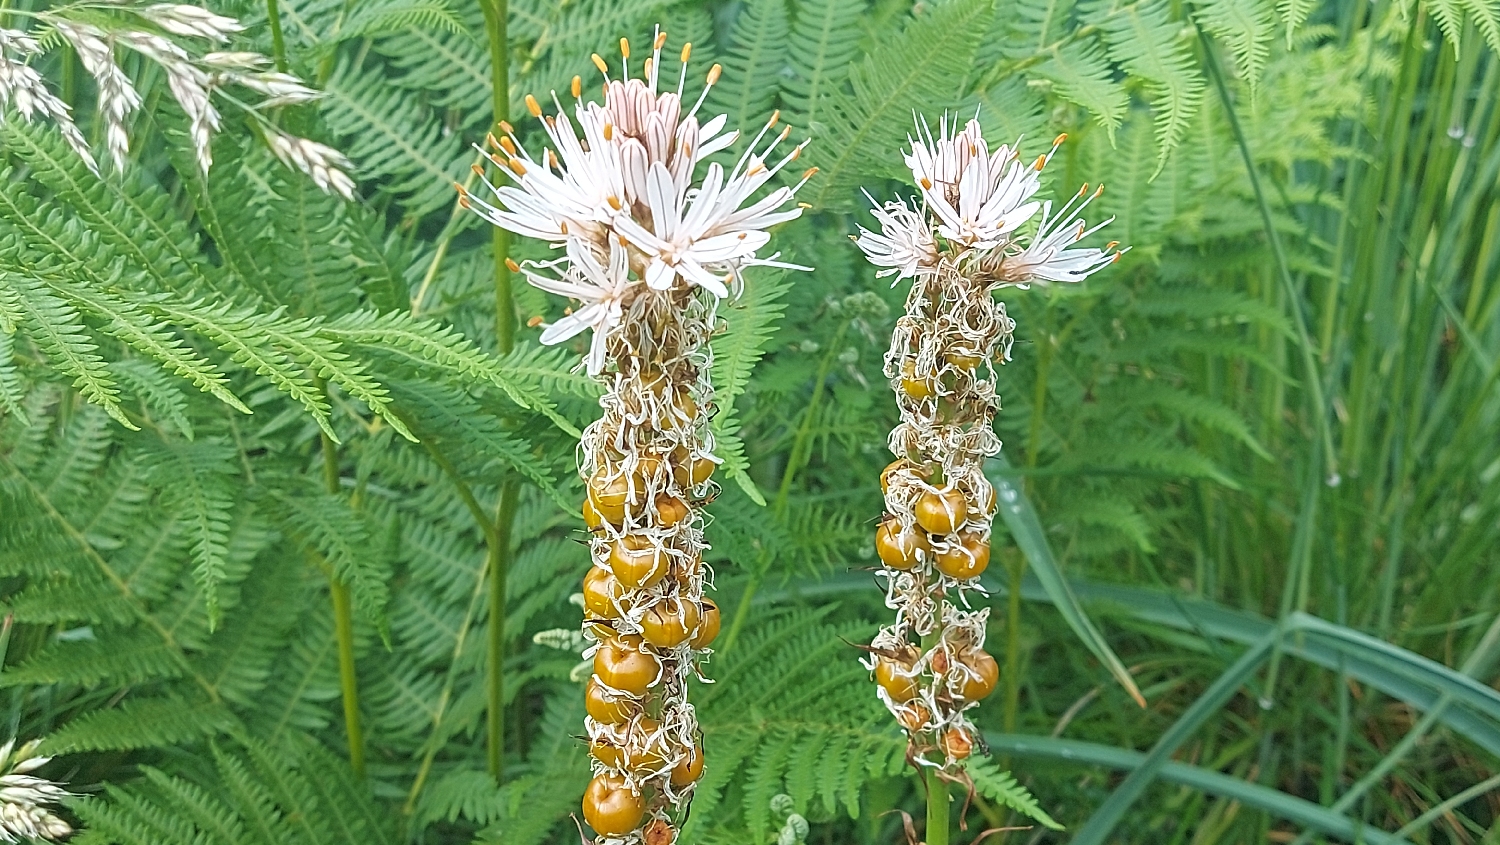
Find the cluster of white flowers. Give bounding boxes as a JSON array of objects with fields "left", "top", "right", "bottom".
[
  {"left": 857, "top": 115, "right": 1123, "bottom": 774},
  {"left": 460, "top": 29, "right": 810, "bottom": 845},
  {"left": 857, "top": 115, "right": 1124, "bottom": 288},
  {"left": 458, "top": 28, "right": 813, "bottom": 374},
  {"left": 0, "top": 4, "right": 351, "bottom": 197},
  {"left": 0, "top": 738, "right": 72, "bottom": 844}
]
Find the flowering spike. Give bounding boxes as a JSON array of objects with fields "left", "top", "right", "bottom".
[{"left": 855, "top": 112, "right": 1124, "bottom": 784}]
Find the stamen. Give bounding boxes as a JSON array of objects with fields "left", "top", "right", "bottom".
[
  {"left": 801, "top": 166, "right": 818, "bottom": 180},
  {"left": 471, "top": 163, "right": 484, "bottom": 176},
  {"left": 571, "top": 75, "right": 582, "bottom": 98},
  {"left": 1032, "top": 154, "right": 1047, "bottom": 171},
  {"left": 767, "top": 109, "right": 780, "bottom": 129},
  {"left": 560, "top": 221, "right": 569, "bottom": 234},
  {"left": 500, "top": 137, "right": 517, "bottom": 155},
  {"left": 644, "top": 56, "right": 653, "bottom": 79},
  {"left": 920, "top": 177, "right": 933, "bottom": 190},
  {"left": 485, "top": 133, "right": 501, "bottom": 151},
  {"left": 706, "top": 63, "right": 722, "bottom": 85},
  {"left": 655, "top": 31, "right": 668, "bottom": 50},
  {"left": 592, "top": 53, "right": 609, "bottom": 75},
  {"left": 620, "top": 38, "right": 630, "bottom": 59},
  {"left": 548, "top": 149, "right": 559, "bottom": 169},
  {"left": 505, "top": 258, "right": 521, "bottom": 272},
  {"left": 528, "top": 315, "right": 544, "bottom": 327},
  {"left": 525, "top": 94, "right": 542, "bottom": 117},
  {"left": 498, "top": 120, "right": 513, "bottom": 135},
  {"left": 1094, "top": 184, "right": 1105, "bottom": 197},
  {"left": 604, "top": 123, "right": 614, "bottom": 141},
  {"left": 607, "top": 195, "right": 623, "bottom": 211},
  {"left": 487, "top": 153, "right": 504, "bottom": 167},
  {"left": 508, "top": 158, "right": 527, "bottom": 176},
  {"left": 681, "top": 43, "right": 692, "bottom": 63},
  {"left": 1053, "top": 132, "right": 1068, "bottom": 146},
  {"left": 1105, "top": 241, "right": 1119, "bottom": 250}
]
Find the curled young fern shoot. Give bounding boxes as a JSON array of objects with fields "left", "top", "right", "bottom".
[
  {"left": 458, "top": 27, "right": 809, "bottom": 844},
  {"left": 0, "top": 4, "right": 351, "bottom": 196},
  {"left": 857, "top": 116, "right": 1124, "bottom": 775}
]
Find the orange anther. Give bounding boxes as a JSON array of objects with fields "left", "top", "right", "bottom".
[
  {"left": 607, "top": 195, "right": 622, "bottom": 211},
  {"left": 1105, "top": 241, "right": 1119, "bottom": 250},
  {"left": 505, "top": 258, "right": 520, "bottom": 272},
  {"left": 498, "top": 120, "right": 513, "bottom": 134},
  {"left": 471, "top": 163, "right": 484, "bottom": 176},
  {"left": 525, "top": 94, "right": 541, "bottom": 117},
  {"left": 681, "top": 43, "right": 692, "bottom": 63},
  {"left": 500, "top": 136, "right": 517, "bottom": 155},
  {"left": 560, "top": 221, "right": 569, "bottom": 234},
  {"left": 592, "top": 53, "right": 609, "bottom": 74},
  {"left": 548, "top": 149, "right": 559, "bottom": 168},
  {"left": 767, "top": 109, "right": 780, "bottom": 128},
  {"left": 1094, "top": 184, "right": 1105, "bottom": 197},
  {"left": 919, "top": 177, "right": 933, "bottom": 190},
  {"left": 571, "top": 75, "right": 582, "bottom": 98},
  {"left": 620, "top": 38, "right": 630, "bottom": 59},
  {"left": 801, "top": 166, "right": 818, "bottom": 179},
  {"left": 1053, "top": 132, "right": 1068, "bottom": 146},
  {"left": 508, "top": 158, "right": 527, "bottom": 176},
  {"left": 1033, "top": 154, "right": 1047, "bottom": 170},
  {"left": 488, "top": 153, "right": 504, "bottom": 167},
  {"left": 527, "top": 315, "right": 544, "bottom": 327},
  {"left": 706, "top": 63, "right": 722, "bottom": 85},
  {"left": 654, "top": 32, "right": 668, "bottom": 50},
  {"left": 603, "top": 123, "right": 614, "bottom": 141},
  {"left": 644, "top": 57, "right": 653, "bottom": 78}
]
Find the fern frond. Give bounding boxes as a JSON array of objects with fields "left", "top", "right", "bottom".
[
  {"left": 4, "top": 274, "right": 131, "bottom": 428},
  {"left": 321, "top": 58, "right": 468, "bottom": 218},
  {"left": 1192, "top": 0, "right": 1275, "bottom": 91},
  {"left": 964, "top": 758, "right": 1065, "bottom": 830},
  {"left": 808, "top": 0, "right": 991, "bottom": 210},
  {"left": 1033, "top": 41, "right": 1130, "bottom": 136},
  {"left": 263, "top": 483, "right": 390, "bottom": 628},
  {"left": 781, "top": 0, "right": 868, "bottom": 132},
  {"left": 140, "top": 439, "right": 239, "bottom": 626},
  {"left": 708, "top": 0, "right": 791, "bottom": 138},
  {"left": 40, "top": 696, "right": 236, "bottom": 754},
  {"left": 1090, "top": 0, "right": 1206, "bottom": 174}
]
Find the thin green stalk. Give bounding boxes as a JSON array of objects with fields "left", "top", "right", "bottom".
[
  {"left": 926, "top": 768, "right": 950, "bottom": 845},
  {"left": 1003, "top": 548, "right": 1023, "bottom": 736},
  {"left": 265, "top": 0, "right": 288, "bottom": 73},
  {"left": 315, "top": 387, "right": 365, "bottom": 778},
  {"left": 479, "top": 0, "right": 514, "bottom": 351},
  {"left": 476, "top": 0, "right": 516, "bottom": 785},
  {"left": 486, "top": 479, "right": 517, "bottom": 781}
]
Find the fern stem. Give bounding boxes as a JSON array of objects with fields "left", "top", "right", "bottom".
[
  {"left": 315, "top": 379, "right": 366, "bottom": 778},
  {"left": 265, "top": 0, "right": 288, "bottom": 73},
  {"left": 486, "top": 479, "right": 517, "bottom": 781}
]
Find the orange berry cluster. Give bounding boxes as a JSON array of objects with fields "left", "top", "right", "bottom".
[
  {"left": 867, "top": 257, "right": 1013, "bottom": 768},
  {"left": 577, "top": 290, "right": 721, "bottom": 843}
]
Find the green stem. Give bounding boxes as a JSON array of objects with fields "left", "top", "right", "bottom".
[
  {"left": 479, "top": 0, "right": 514, "bottom": 351},
  {"left": 316, "top": 396, "right": 365, "bottom": 778},
  {"left": 265, "top": 0, "right": 288, "bottom": 73},
  {"left": 486, "top": 479, "right": 517, "bottom": 781},
  {"left": 477, "top": 0, "right": 516, "bottom": 785},
  {"left": 926, "top": 768, "right": 950, "bottom": 845}
]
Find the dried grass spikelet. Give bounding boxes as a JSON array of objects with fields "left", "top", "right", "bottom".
[
  {"left": 0, "top": 737, "right": 73, "bottom": 843},
  {"left": 461, "top": 27, "right": 810, "bottom": 845},
  {"left": 857, "top": 115, "right": 1125, "bottom": 773}
]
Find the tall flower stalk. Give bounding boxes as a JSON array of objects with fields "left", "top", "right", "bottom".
[
  {"left": 855, "top": 116, "right": 1124, "bottom": 837},
  {"left": 459, "top": 29, "right": 811, "bottom": 844}
]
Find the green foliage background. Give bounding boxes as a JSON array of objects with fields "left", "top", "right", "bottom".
[{"left": 1, "top": 0, "right": 1498, "bottom": 842}]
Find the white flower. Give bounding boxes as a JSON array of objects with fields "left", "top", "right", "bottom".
[
  {"left": 905, "top": 116, "right": 1057, "bottom": 251},
  {"left": 460, "top": 26, "right": 810, "bottom": 311},
  {"left": 1001, "top": 185, "right": 1124, "bottom": 285},
  {"left": 854, "top": 194, "right": 936, "bottom": 283},
  {"left": 522, "top": 238, "right": 633, "bottom": 375}
]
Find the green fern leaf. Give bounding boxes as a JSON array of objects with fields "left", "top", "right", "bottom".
[
  {"left": 1193, "top": 0, "right": 1275, "bottom": 91},
  {"left": 708, "top": 0, "right": 791, "bottom": 138},
  {"left": 782, "top": 0, "right": 868, "bottom": 132},
  {"left": 1090, "top": 0, "right": 1206, "bottom": 174},
  {"left": 808, "top": 0, "right": 991, "bottom": 210},
  {"left": 965, "top": 758, "right": 1065, "bottom": 830},
  {"left": 40, "top": 696, "right": 236, "bottom": 754},
  {"left": 4, "top": 274, "right": 132, "bottom": 428},
  {"left": 1034, "top": 40, "right": 1130, "bottom": 136}
]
